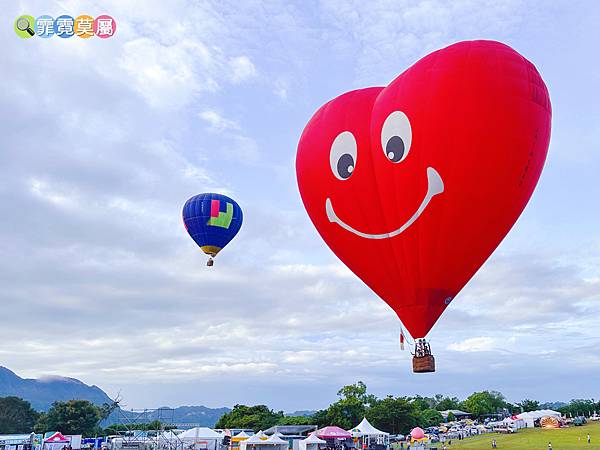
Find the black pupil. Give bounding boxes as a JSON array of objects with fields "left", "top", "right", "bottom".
[
  {"left": 337, "top": 153, "right": 354, "bottom": 179},
  {"left": 386, "top": 136, "right": 405, "bottom": 162}
]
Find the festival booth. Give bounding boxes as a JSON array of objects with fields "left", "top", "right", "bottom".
[
  {"left": 231, "top": 431, "right": 251, "bottom": 449},
  {"left": 503, "top": 417, "right": 525, "bottom": 430},
  {"left": 298, "top": 433, "right": 325, "bottom": 450},
  {"left": 316, "top": 427, "right": 351, "bottom": 450},
  {"left": 348, "top": 418, "right": 389, "bottom": 450},
  {"left": 0, "top": 433, "right": 42, "bottom": 450},
  {"left": 240, "top": 433, "right": 286, "bottom": 450},
  {"left": 315, "top": 428, "right": 351, "bottom": 440},
  {"left": 178, "top": 428, "right": 223, "bottom": 450},
  {"left": 266, "top": 435, "right": 288, "bottom": 450},
  {"left": 43, "top": 433, "right": 71, "bottom": 450}
]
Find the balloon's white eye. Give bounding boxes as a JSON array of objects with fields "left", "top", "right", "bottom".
[
  {"left": 330, "top": 131, "right": 357, "bottom": 180},
  {"left": 381, "top": 111, "right": 412, "bottom": 163}
]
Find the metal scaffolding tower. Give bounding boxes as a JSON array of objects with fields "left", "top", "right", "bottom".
[{"left": 111, "top": 408, "right": 185, "bottom": 450}]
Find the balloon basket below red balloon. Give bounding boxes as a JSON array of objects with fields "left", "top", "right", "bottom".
[
  {"left": 412, "top": 338, "right": 435, "bottom": 373},
  {"left": 412, "top": 354, "right": 435, "bottom": 373}
]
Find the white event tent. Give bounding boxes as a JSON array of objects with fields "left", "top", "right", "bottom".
[
  {"left": 348, "top": 418, "right": 389, "bottom": 446},
  {"left": 516, "top": 410, "right": 562, "bottom": 428},
  {"left": 235, "top": 432, "right": 251, "bottom": 438},
  {"left": 241, "top": 433, "right": 287, "bottom": 450},
  {"left": 178, "top": 428, "right": 223, "bottom": 450},
  {"left": 266, "top": 435, "right": 288, "bottom": 449},
  {"left": 299, "top": 433, "right": 326, "bottom": 450}
]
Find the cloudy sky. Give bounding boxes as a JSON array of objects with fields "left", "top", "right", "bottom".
[{"left": 2, "top": 0, "right": 600, "bottom": 412}]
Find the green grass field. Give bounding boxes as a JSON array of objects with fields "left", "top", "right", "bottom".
[{"left": 442, "top": 421, "right": 600, "bottom": 449}]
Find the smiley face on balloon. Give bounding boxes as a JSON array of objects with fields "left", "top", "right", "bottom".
[{"left": 297, "top": 40, "right": 551, "bottom": 341}]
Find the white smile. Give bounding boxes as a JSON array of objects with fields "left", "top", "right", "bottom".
[{"left": 325, "top": 167, "right": 444, "bottom": 240}]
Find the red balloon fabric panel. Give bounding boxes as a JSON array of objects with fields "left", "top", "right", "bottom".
[{"left": 296, "top": 40, "right": 551, "bottom": 338}]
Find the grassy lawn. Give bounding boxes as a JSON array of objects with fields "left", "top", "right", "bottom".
[{"left": 442, "top": 421, "right": 600, "bottom": 449}]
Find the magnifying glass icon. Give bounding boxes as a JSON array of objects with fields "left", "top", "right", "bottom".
[{"left": 17, "top": 17, "right": 35, "bottom": 36}]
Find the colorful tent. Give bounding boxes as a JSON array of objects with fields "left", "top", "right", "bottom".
[
  {"left": 43, "top": 433, "right": 71, "bottom": 450},
  {"left": 235, "top": 432, "right": 250, "bottom": 438},
  {"left": 316, "top": 427, "right": 352, "bottom": 440},
  {"left": 45, "top": 433, "right": 69, "bottom": 443},
  {"left": 240, "top": 434, "right": 286, "bottom": 450}
]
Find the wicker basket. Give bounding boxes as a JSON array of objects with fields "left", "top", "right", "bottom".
[{"left": 413, "top": 354, "right": 435, "bottom": 373}]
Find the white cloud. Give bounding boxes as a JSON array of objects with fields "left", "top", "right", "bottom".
[
  {"left": 200, "top": 110, "right": 240, "bottom": 132},
  {"left": 229, "top": 56, "right": 257, "bottom": 83},
  {"left": 318, "top": 0, "right": 527, "bottom": 84},
  {"left": 119, "top": 38, "right": 219, "bottom": 109},
  {"left": 447, "top": 337, "right": 497, "bottom": 352}
]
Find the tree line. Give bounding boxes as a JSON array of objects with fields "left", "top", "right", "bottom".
[
  {"left": 0, "top": 397, "right": 113, "bottom": 436},
  {"left": 0, "top": 382, "right": 598, "bottom": 436},
  {"left": 216, "top": 382, "right": 600, "bottom": 434}
]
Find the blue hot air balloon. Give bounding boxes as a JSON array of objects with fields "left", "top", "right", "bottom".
[{"left": 182, "top": 193, "right": 243, "bottom": 266}]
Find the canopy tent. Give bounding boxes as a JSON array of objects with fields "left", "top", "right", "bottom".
[
  {"left": 177, "top": 427, "right": 223, "bottom": 450},
  {"left": 233, "top": 431, "right": 251, "bottom": 446},
  {"left": 348, "top": 418, "right": 389, "bottom": 437},
  {"left": 348, "top": 418, "right": 389, "bottom": 447},
  {"left": 299, "top": 432, "right": 326, "bottom": 450},
  {"left": 266, "top": 435, "right": 288, "bottom": 448},
  {"left": 43, "top": 433, "right": 71, "bottom": 450},
  {"left": 254, "top": 431, "right": 267, "bottom": 439},
  {"left": 240, "top": 434, "right": 287, "bottom": 450},
  {"left": 45, "top": 433, "right": 69, "bottom": 444},
  {"left": 235, "top": 432, "right": 251, "bottom": 439},
  {"left": 316, "top": 427, "right": 351, "bottom": 440},
  {"left": 179, "top": 428, "right": 223, "bottom": 440}
]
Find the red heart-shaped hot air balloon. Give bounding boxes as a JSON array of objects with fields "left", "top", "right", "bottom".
[{"left": 296, "top": 41, "right": 551, "bottom": 362}]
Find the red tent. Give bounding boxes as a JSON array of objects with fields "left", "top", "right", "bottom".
[
  {"left": 316, "top": 427, "right": 352, "bottom": 439},
  {"left": 45, "top": 432, "right": 69, "bottom": 443}
]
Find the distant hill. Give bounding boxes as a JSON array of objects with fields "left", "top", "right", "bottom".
[
  {"left": 0, "top": 366, "right": 231, "bottom": 427},
  {"left": 110, "top": 406, "right": 232, "bottom": 427},
  {"left": 0, "top": 366, "right": 112, "bottom": 411},
  {"left": 540, "top": 401, "right": 567, "bottom": 410},
  {"left": 285, "top": 410, "right": 316, "bottom": 417}
]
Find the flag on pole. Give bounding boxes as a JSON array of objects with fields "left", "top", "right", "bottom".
[{"left": 400, "top": 329, "right": 405, "bottom": 351}]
